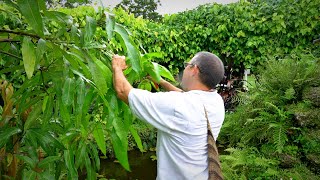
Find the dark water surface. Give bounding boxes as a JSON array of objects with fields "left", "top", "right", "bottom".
[{"left": 99, "top": 150, "right": 157, "bottom": 180}]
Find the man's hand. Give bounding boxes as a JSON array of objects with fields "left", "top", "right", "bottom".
[{"left": 112, "top": 54, "right": 127, "bottom": 71}]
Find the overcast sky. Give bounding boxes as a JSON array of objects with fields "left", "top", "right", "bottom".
[{"left": 93, "top": 0, "right": 238, "bottom": 15}]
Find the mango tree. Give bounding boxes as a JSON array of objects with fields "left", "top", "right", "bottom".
[{"left": 0, "top": 0, "right": 174, "bottom": 179}]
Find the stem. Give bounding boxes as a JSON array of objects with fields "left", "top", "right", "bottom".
[
  {"left": 0, "top": 39, "right": 20, "bottom": 43},
  {"left": 0, "top": 50, "right": 22, "bottom": 60},
  {"left": 0, "top": 29, "right": 41, "bottom": 39}
]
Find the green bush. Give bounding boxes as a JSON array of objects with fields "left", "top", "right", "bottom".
[{"left": 219, "top": 51, "right": 320, "bottom": 178}]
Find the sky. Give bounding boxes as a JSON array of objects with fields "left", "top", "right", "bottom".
[{"left": 93, "top": 0, "right": 238, "bottom": 15}]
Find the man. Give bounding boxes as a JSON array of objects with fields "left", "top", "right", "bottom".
[{"left": 112, "top": 51, "right": 225, "bottom": 180}]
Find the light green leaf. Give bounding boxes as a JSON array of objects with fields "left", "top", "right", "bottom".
[
  {"left": 22, "top": 37, "right": 36, "bottom": 79},
  {"left": 145, "top": 62, "right": 161, "bottom": 83},
  {"left": 44, "top": 11, "right": 73, "bottom": 25},
  {"left": 92, "top": 57, "right": 112, "bottom": 87},
  {"left": 129, "top": 126, "right": 144, "bottom": 152},
  {"left": 36, "top": 39, "right": 46, "bottom": 64},
  {"left": 88, "top": 55, "right": 108, "bottom": 94},
  {"left": 114, "top": 23, "right": 141, "bottom": 73},
  {"left": 138, "top": 79, "right": 152, "bottom": 91},
  {"left": 17, "top": 0, "right": 44, "bottom": 37},
  {"left": 105, "top": 12, "right": 115, "bottom": 40},
  {"left": 62, "top": 77, "right": 75, "bottom": 106},
  {"left": 93, "top": 123, "right": 106, "bottom": 155},
  {"left": 159, "top": 64, "right": 175, "bottom": 82},
  {"left": 84, "top": 16, "right": 97, "bottom": 44}
]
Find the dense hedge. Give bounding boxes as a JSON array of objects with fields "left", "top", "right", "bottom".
[
  {"left": 57, "top": 0, "right": 320, "bottom": 75},
  {"left": 110, "top": 0, "right": 320, "bottom": 74}
]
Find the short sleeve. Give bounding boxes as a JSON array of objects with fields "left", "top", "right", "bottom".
[{"left": 128, "top": 88, "right": 185, "bottom": 133}]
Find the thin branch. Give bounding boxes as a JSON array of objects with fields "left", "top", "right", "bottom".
[
  {"left": 0, "top": 50, "right": 22, "bottom": 60},
  {"left": 0, "top": 39, "right": 20, "bottom": 43},
  {"left": 0, "top": 29, "right": 41, "bottom": 39}
]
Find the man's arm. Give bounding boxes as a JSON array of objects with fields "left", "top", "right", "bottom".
[
  {"left": 112, "top": 55, "right": 133, "bottom": 104},
  {"left": 157, "top": 78, "right": 183, "bottom": 92}
]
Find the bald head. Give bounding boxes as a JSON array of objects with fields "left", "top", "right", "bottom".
[{"left": 191, "top": 52, "right": 225, "bottom": 89}]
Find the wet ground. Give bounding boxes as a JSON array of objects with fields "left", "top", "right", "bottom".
[{"left": 99, "top": 150, "right": 157, "bottom": 180}]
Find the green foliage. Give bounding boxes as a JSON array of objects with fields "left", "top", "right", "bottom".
[
  {"left": 219, "top": 52, "right": 320, "bottom": 178},
  {"left": 0, "top": 1, "right": 174, "bottom": 179},
  {"left": 116, "top": 0, "right": 162, "bottom": 22},
  {"left": 109, "top": 0, "right": 320, "bottom": 74}
]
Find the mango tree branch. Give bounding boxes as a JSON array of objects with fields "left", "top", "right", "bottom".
[
  {"left": 0, "top": 50, "right": 22, "bottom": 60},
  {"left": 0, "top": 29, "right": 41, "bottom": 39},
  {"left": 0, "top": 39, "right": 20, "bottom": 43}
]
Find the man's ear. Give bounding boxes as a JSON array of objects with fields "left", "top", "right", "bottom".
[{"left": 193, "top": 65, "right": 201, "bottom": 76}]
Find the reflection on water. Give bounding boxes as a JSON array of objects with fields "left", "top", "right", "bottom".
[{"left": 100, "top": 150, "right": 157, "bottom": 180}]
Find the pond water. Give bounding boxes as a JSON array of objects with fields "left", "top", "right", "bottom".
[{"left": 99, "top": 150, "right": 157, "bottom": 179}]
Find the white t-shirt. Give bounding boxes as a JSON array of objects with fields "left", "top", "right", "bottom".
[{"left": 128, "top": 88, "right": 225, "bottom": 180}]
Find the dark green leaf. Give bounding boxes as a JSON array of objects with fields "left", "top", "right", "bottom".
[
  {"left": 75, "top": 140, "right": 87, "bottom": 168},
  {"left": 22, "top": 169, "right": 37, "bottom": 180},
  {"left": 38, "top": 156, "right": 61, "bottom": 168},
  {"left": 64, "top": 149, "right": 78, "bottom": 179},
  {"left": 24, "top": 101, "right": 43, "bottom": 130},
  {"left": 17, "top": 0, "right": 44, "bottom": 37},
  {"left": 111, "top": 128, "right": 130, "bottom": 171},
  {"left": 0, "top": 127, "right": 22, "bottom": 148},
  {"left": 22, "top": 37, "right": 36, "bottom": 79},
  {"left": 16, "top": 155, "right": 36, "bottom": 168},
  {"left": 88, "top": 142, "right": 100, "bottom": 170}
]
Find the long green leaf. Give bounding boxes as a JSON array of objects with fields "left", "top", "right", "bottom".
[
  {"left": 62, "top": 77, "right": 75, "bottom": 106},
  {"left": 36, "top": 39, "right": 46, "bottom": 66},
  {"left": 111, "top": 128, "right": 130, "bottom": 171},
  {"left": 24, "top": 101, "right": 43, "bottom": 130},
  {"left": 129, "top": 126, "right": 144, "bottom": 152},
  {"left": 105, "top": 12, "right": 115, "bottom": 40},
  {"left": 88, "top": 142, "right": 100, "bottom": 170},
  {"left": 38, "top": 156, "right": 61, "bottom": 168},
  {"left": 17, "top": 0, "right": 44, "bottom": 37},
  {"left": 22, "top": 169, "right": 37, "bottom": 180},
  {"left": 16, "top": 155, "right": 36, "bottom": 168},
  {"left": 0, "top": 127, "right": 22, "bottom": 148},
  {"left": 114, "top": 23, "right": 141, "bottom": 73},
  {"left": 84, "top": 154, "right": 95, "bottom": 180},
  {"left": 64, "top": 149, "right": 78, "bottom": 179},
  {"left": 84, "top": 16, "right": 97, "bottom": 44},
  {"left": 22, "top": 37, "right": 36, "bottom": 79},
  {"left": 44, "top": 11, "right": 72, "bottom": 25},
  {"left": 93, "top": 123, "right": 106, "bottom": 156},
  {"left": 88, "top": 55, "right": 108, "bottom": 94},
  {"left": 75, "top": 140, "right": 87, "bottom": 168}
]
